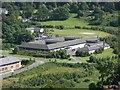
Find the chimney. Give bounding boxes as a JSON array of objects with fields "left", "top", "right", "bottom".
[{"left": 103, "top": 39, "right": 105, "bottom": 49}]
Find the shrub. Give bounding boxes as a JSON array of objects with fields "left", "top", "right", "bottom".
[
  {"left": 55, "top": 25, "right": 64, "bottom": 29},
  {"left": 75, "top": 25, "right": 81, "bottom": 29},
  {"left": 84, "top": 79, "right": 90, "bottom": 82},
  {"left": 89, "top": 56, "right": 97, "bottom": 63},
  {"left": 76, "top": 48, "right": 90, "bottom": 57},
  {"left": 12, "top": 46, "right": 19, "bottom": 54},
  {"left": 94, "top": 47, "right": 104, "bottom": 54}
]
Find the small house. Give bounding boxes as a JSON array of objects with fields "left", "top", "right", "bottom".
[{"left": 0, "top": 56, "right": 22, "bottom": 73}]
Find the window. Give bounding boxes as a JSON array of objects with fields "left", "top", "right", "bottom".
[
  {"left": 2, "top": 68, "right": 4, "bottom": 71},
  {"left": 5, "top": 67, "right": 8, "bottom": 71},
  {"left": 16, "top": 64, "right": 19, "bottom": 68},
  {"left": 11, "top": 66, "right": 13, "bottom": 69}
]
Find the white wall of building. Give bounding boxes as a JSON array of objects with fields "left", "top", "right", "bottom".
[
  {"left": 104, "top": 46, "right": 110, "bottom": 49},
  {"left": 69, "top": 43, "right": 85, "bottom": 50},
  {"left": 88, "top": 50, "right": 95, "bottom": 54}
]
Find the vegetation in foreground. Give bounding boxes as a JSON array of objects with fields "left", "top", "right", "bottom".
[
  {"left": 3, "top": 56, "right": 119, "bottom": 89},
  {"left": 3, "top": 62, "right": 99, "bottom": 88}
]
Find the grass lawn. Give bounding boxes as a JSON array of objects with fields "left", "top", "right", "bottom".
[
  {"left": 79, "top": 48, "right": 116, "bottom": 63},
  {"left": 37, "top": 14, "right": 89, "bottom": 28},
  {"left": 92, "top": 48, "right": 116, "bottom": 58},
  {"left": 49, "top": 28, "right": 111, "bottom": 38},
  {"left": 37, "top": 13, "right": 118, "bottom": 31}
]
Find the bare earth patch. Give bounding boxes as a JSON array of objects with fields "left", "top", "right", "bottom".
[{"left": 80, "top": 32, "right": 96, "bottom": 35}]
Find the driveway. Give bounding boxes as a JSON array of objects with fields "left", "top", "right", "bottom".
[{"left": 70, "top": 56, "right": 82, "bottom": 63}]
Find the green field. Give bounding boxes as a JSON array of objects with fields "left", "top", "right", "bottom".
[
  {"left": 37, "top": 13, "right": 118, "bottom": 30},
  {"left": 38, "top": 14, "right": 89, "bottom": 28},
  {"left": 49, "top": 28, "right": 111, "bottom": 37},
  {"left": 79, "top": 48, "right": 116, "bottom": 63}
]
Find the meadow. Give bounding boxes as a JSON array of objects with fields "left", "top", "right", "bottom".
[
  {"left": 49, "top": 28, "right": 111, "bottom": 38},
  {"left": 37, "top": 14, "right": 89, "bottom": 28},
  {"left": 79, "top": 48, "right": 116, "bottom": 63},
  {"left": 37, "top": 13, "right": 118, "bottom": 30}
]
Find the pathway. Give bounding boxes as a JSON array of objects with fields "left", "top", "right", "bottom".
[{"left": 70, "top": 56, "right": 82, "bottom": 63}]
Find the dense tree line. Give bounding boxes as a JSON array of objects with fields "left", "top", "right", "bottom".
[
  {"left": 46, "top": 49, "right": 69, "bottom": 59},
  {"left": 14, "top": 49, "right": 69, "bottom": 59},
  {"left": 87, "top": 54, "right": 119, "bottom": 89},
  {"left": 2, "top": 2, "right": 119, "bottom": 21},
  {"left": 100, "top": 36, "right": 119, "bottom": 55},
  {"left": 2, "top": 9, "right": 34, "bottom": 46}
]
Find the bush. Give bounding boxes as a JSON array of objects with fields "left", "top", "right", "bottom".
[
  {"left": 75, "top": 25, "right": 81, "bottom": 29},
  {"left": 84, "top": 79, "right": 90, "bottom": 82},
  {"left": 12, "top": 46, "right": 19, "bottom": 54},
  {"left": 76, "top": 48, "right": 90, "bottom": 57},
  {"left": 38, "top": 25, "right": 54, "bottom": 28},
  {"left": 89, "top": 56, "right": 97, "bottom": 63},
  {"left": 55, "top": 25, "right": 64, "bottom": 29},
  {"left": 94, "top": 47, "right": 104, "bottom": 54}
]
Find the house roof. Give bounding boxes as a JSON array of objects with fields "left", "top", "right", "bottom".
[{"left": 0, "top": 56, "right": 21, "bottom": 66}]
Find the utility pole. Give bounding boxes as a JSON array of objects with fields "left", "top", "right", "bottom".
[{"left": 55, "top": 1, "right": 57, "bottom": 9}]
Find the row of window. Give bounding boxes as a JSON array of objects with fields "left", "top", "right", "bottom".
[{"left": 0, "top": 64, "right": 19, "bottom": 72}]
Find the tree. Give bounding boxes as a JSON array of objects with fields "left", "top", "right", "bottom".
[
  {"left": 89, "top": 83, "right": 97, "bottom": 90},
  {"left": 12, "top": 46, "right": 19, "bottom": 54},
  {"left": 89, "top": 56, "right": 97, "bottom": 63},
  {"left": 69, "top": 3, "right": 79, "bottom": 13},
  {"left": 75, "top": 48, "right": 90, "bottom": 57},
  {"left": 94, "top": 48, "right": 104, "bottom": 54},
  {"left": 103, "top": 2, "right": 115, "bottom": 12},
  {"left": 14, "top": 31, "right": 34, "bottom": 44},
  {"left": 37, "top": 4, "right": 50, "bottom": 21},
  {"left": 52, "top": 7, "right": 69, "bottom": 20},
  {"left": 77, "top": 10, "right": 84, "bottom": 18},
  {"left": 80, "top": 2, "right": 89, "bottom": 10}
]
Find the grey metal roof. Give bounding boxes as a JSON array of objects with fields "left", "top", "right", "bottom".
[
  {"left": 45, "top": 37, "right": 65, "bottom": 43},
  {"left": 0, "top": 56, "right": 21, "bottom": 66},
  {"left": 18, "top": 36, "right": 109, "bottom": 51},
  {"left": 19, "top": 43, "right": 48, "bottom": 50},
  {"left": 19, "top": 39, "right": 86, "bottom": 50},
  {"left": 81, "top": 42, "right": 110, "bottom": 51},
  {"left": 29, "top": 40, "right": 46, "bottom": 45},
  {"left": 47, "top": 39, "right": 85, "bottom": 50}
]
